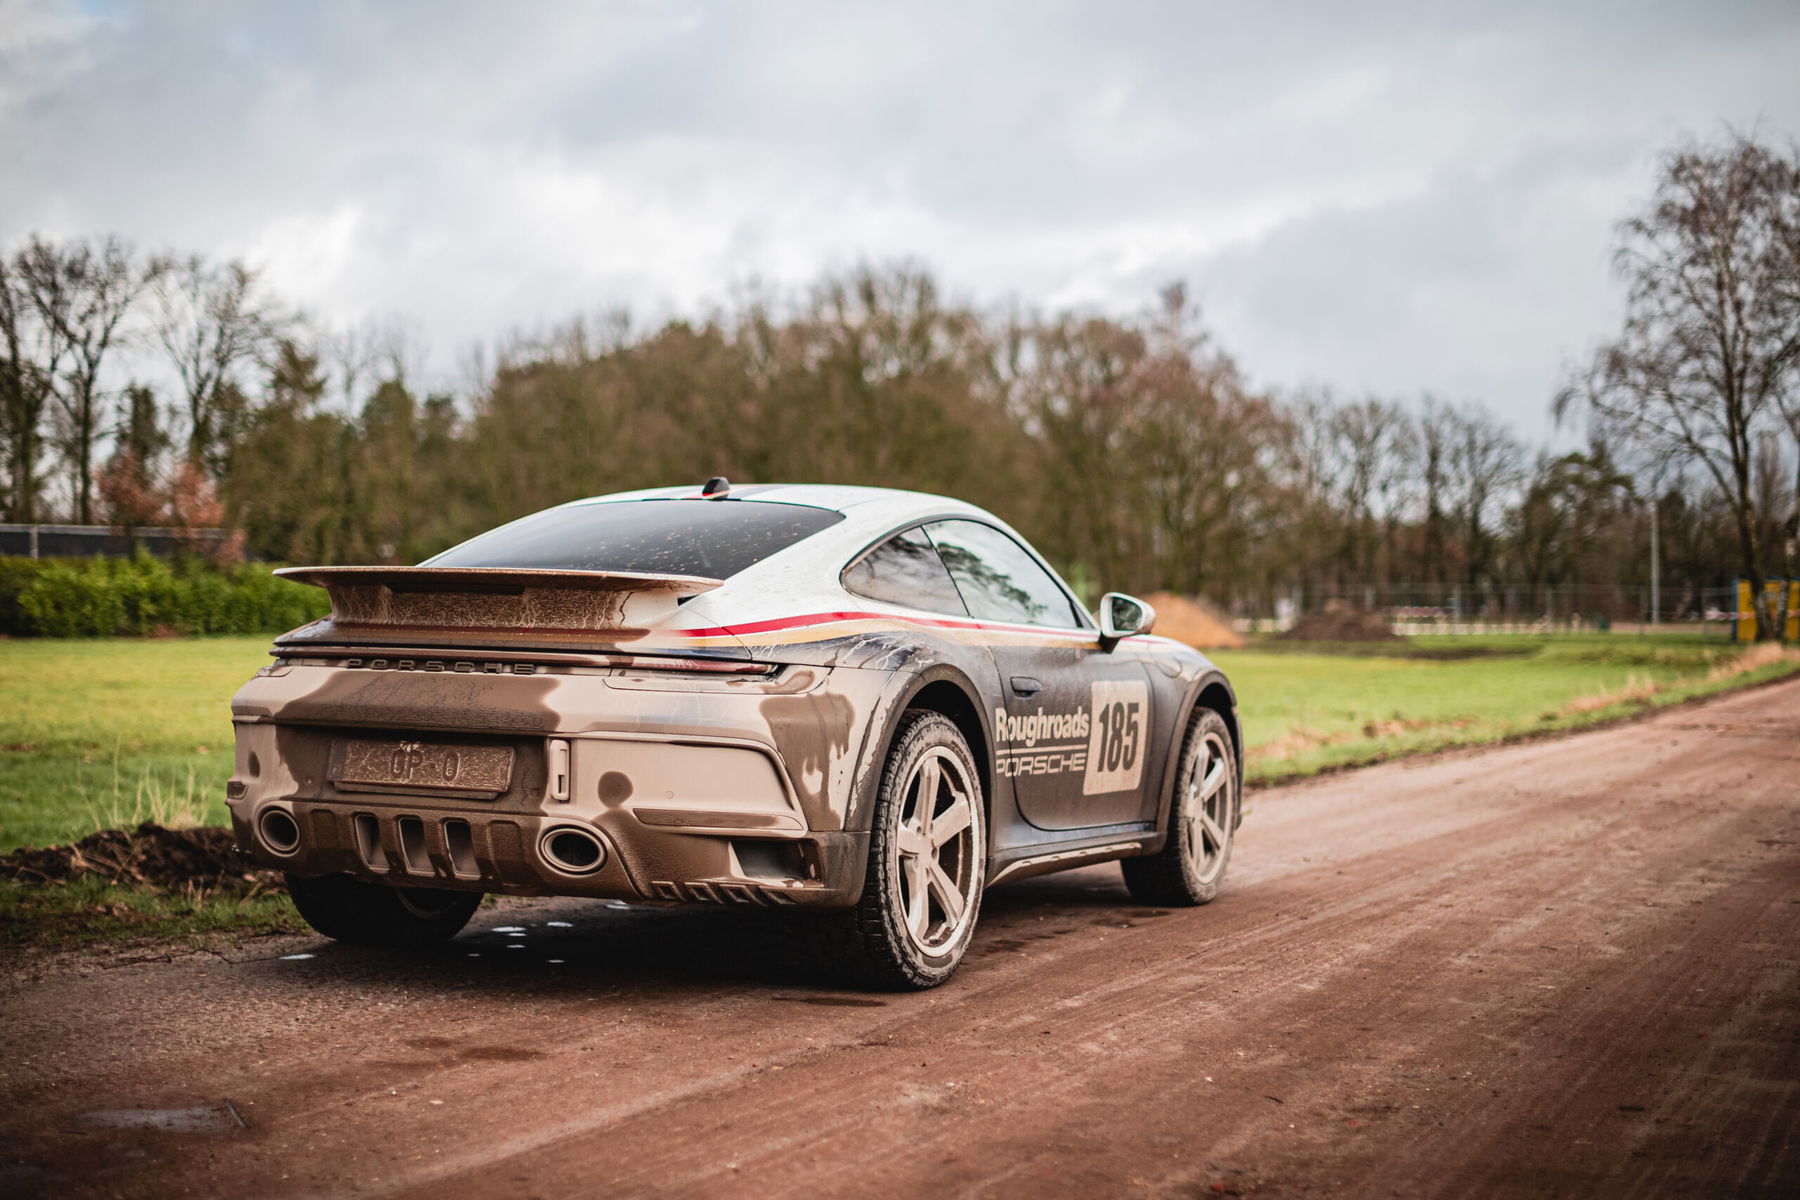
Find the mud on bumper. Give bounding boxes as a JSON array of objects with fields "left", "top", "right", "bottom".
[{"left": 229, "top": 728, "right": 870, "bottom": 908}]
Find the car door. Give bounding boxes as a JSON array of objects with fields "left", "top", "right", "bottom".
[{"left": 923, "top": 519, "right": 1155, "bottom": 831}]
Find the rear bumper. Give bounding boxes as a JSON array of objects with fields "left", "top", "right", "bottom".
[
  {"left": 227, "top": 658, "right": 889, "bottom": 908},
  {"left": 233, "top": 794, "right": 868, "bottom": 907}
]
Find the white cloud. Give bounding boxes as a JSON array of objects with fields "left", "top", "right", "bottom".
[{"left": 2, "top": 0, "right": 1798, "bottom": 436}]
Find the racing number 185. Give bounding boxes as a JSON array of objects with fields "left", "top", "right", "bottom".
[
  {"left": 1094, "top": 699, "right": 1141, "bottom": 773},
  {"left": 1083, "top": 679, "right": 1149, "bottom": 795}
]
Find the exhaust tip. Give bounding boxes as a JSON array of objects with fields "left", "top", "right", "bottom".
[
  {"left": 540, "top": 826, "right": 607, "bottom": 875},
  {"left": 257, "top": 806, "right": 301, "bottom": 856}
]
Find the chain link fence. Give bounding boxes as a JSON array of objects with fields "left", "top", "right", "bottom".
[
  {"left": 0, "top": 524, "right": 237, "bottom": 560},
  {"left": 1234, "top": 582, "right": 1752, "bottom": 639}
]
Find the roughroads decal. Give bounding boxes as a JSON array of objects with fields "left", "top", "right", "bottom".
[
  {"left": 1083, "top": 680, "right": 1148, "bottom": 795},
  {"left": 991, "top": 680, "right": 1148, "bottom": 794},
  {"left": 993, "top": 706, "right": 1090, "bottom": 745},
  {"left": 993, "top": 704, "right": 1089, "bottom": 779}
]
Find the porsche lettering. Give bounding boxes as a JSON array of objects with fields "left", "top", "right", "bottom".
[{"left": 996, "top": 744, "right": 1089, "bottom": 777}]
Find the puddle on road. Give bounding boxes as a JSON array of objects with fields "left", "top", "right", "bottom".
[{"left": 79, "top": 1103, "right": 245, "bottom": 1134}]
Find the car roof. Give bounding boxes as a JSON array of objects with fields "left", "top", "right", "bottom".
[
  {"left": 513, "top": 482, "right": 1098, "bottom": 634},
  {"left": 562, "top": 483, "right": 991, "bottom": 526}
]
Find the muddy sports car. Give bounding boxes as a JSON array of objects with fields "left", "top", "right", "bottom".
[{"left": 229, "top": 481, "right": 1241, "bottom": 988}]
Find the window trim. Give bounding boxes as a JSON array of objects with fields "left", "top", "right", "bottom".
[
  {"left": 840, "top": 517, "right": 1096, "bottom": 633},
  {"left": 838, "top": 521, "right": 970, "bottom": 619}
]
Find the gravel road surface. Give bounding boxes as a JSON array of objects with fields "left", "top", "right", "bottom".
[{"left": 3, "top": 678, "right": 1797, "bottom": 1198}]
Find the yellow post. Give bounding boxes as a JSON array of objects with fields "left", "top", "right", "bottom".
[
  {"left": 1735, "top": 579, "right": 1755, "bottom": 643},
  {"left": 1787, "top": 580, "right": 1799, "bottom": 642}
]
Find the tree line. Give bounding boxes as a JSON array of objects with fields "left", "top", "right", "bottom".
[{"left": 2, "top": 134, "right": 1796, "bottom": 633}]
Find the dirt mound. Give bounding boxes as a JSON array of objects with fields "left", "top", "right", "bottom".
[
  {"left": 1281, "top": 599, "right": 1401, "bottom": 642},
  {"left": 0, "top": 823, "right": 278, "bottom": 894},
  {"left": 1142, "top": 592, "right": 1244, "bottom": 649}
]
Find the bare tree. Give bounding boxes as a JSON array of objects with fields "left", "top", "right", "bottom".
[
  {"left": 1447, "top": 402, "right": 1524, "bottom": 596},
  {"left": 1415, "top": 396, "right": 1457, "bottom": 587},
  {"left": 15, "top": 236, "right": 162, "bottom": 523},
  {"left": 1559, "top": 134, "right": 1800, "bottom": 638},
  {"left": 1331, "top": 397, "right": 1416, "bottom": 593},
  {"left": 1764, "top": 146, "right": 1800, "bottom": 579},
  {"left": 0, "top": 248, "right": 71, "bottom": 523},
  {"left": 154, "top": 254, "right": 282, "bottom": 477},
  {"left": 326, "top": 314, "right": 429, "bottom": 411}
]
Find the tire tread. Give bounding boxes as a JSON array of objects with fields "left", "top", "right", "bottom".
[
  {"left": 1120, "top": 707, "right": 1237, "bottom": 906},
  {"left": 792, "top": 710, "right": 983, "bottom": 991}
]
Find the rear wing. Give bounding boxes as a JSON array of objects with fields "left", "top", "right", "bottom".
[{"left": 274, "top": 565, "right": 723, "bottom": 639}]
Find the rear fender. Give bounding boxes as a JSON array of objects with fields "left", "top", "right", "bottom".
[{"left": 843, "top": 661, "right": 997, "bottom": 841}]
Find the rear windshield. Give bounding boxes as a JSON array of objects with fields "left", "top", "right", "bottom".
[{"left": 424, "top": 499, "right": 844, "bottom": 579}]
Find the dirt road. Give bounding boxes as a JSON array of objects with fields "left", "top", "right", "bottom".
[{"left": 3, "top": 680, "right": 1797, "bottom": 1198}]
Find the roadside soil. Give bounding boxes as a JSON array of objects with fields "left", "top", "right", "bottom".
[
  {"left": 1, "top": 823, "right": 271, "bottom": 892},
  {"left": 1, "top": 679, "right": 1796, "bottom": 1198}
]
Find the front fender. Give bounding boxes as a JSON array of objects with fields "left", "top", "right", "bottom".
[{"left": 1144, "top": 668, "right": 1242, "bottom": 847}]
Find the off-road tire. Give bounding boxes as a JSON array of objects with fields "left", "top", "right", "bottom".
[
  {"left": 286, "top": 874, "right": 482, "bottom": 946},
  {"left": 1121, "top": 707, "right": 1238, "bottom": 906},
  {"left": 798, "top": 710, "right": 986, "bottom": 990}
]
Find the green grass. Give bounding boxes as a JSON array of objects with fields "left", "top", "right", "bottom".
[
  {"left": 0, "top": 636, "right": 271, "bottom": 852},
  {"left": 0, "top": 875, "right": 303, "bottom": 950},
  {"left": 1, "top": 631, "right": 1796, "bottom": 950},
  {"left": 4, "top": 632, "right": 1794, "bottom": 855},
  {"left": 1213, "top": 633, "right": 1800, "bottom": 783}
]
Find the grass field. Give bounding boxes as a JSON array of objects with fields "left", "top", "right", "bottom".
[
  {"left": 3, "top": 632, "right": 1796, "bottom": 855},
  {"left": 1215, "top": 634, "right": 1799, "bottom": 782},
  {"left": 1, "top": 631, "right": 1795, "bottom": 949},
  {"left": 0, "top": 637, "right": 269, "bottom": 852}
]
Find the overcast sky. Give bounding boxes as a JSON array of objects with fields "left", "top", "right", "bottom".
[{"left": 4, "top": 0, "right": 1798, "bottom": 440}]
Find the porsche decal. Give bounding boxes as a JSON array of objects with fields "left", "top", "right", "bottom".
[{"left": 993, "top": 679, "right": 1149, "bottom": 795}]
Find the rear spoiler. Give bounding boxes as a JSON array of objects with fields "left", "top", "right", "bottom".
[{"left": 274, "top": 565, "right": 723, "bottom": 638}]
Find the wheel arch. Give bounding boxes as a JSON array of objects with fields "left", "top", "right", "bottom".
[
  {"left": 846, "top": 663, "right": 995, "bottom": 837},
  {"left": 1150, "top": 670, "right": 1243, "bottom": 839},
  {"left": 905, "top": 678, "right": 993, "bottom": 808}
]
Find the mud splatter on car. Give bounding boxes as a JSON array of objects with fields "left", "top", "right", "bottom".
[{"left": 231, "top": 482, "right": 1240, "bottom": 988}]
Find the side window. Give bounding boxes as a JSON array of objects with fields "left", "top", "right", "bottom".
[
  {"left": 925, "top": 520, "right": 1084, "bottom": 628},
  {"left": 842, "top": 526, "right": 968, "bottom": 617}
]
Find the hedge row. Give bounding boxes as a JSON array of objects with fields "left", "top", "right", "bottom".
[{"left": 0, "top": 556, "right": 330, "bottom": 637}]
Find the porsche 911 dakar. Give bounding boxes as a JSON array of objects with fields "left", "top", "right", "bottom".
[{"left": 229, "top": 481, "right": 1242, "bottom": 987}]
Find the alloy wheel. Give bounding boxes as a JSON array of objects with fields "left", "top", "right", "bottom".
[
  {"left": 1183, "top": 730, "right": 1233, "bottom": 884},
  {"left": 892, "top": 746, "right": 979, "bottom": 952}
]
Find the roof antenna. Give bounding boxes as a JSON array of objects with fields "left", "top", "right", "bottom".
[{"left": 701, "top": 476, "right": 731, "bottom": 499}]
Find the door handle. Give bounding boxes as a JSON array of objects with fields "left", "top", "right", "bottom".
[{"left": 1010, "top": 676, "right": 1043, "bottom": 698}]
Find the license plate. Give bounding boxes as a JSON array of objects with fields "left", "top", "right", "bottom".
[{"left": 328, "top": 739, "right": 515, "bottom": 797}]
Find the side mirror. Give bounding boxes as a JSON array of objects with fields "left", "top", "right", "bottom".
[{"left": 1097, "top": 592, "right": 1155, "bottom": 651}]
